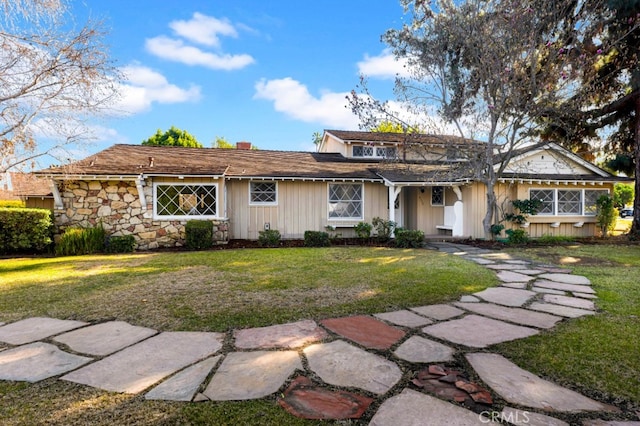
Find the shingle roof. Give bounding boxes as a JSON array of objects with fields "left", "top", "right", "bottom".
[
  {"left": 325, "top": 130, "right": 480, "bottom": 146},
  {"left": 0, "top": 172, "right": 52, "bottom": 199},
  {"left": 38, "top": 144, "right": 384, "bottom": 181}
]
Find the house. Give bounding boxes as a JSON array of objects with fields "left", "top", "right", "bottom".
[
  {"left": 34, "top": 130, "right": 626, "bottom": 250},
  {"left": 0, "top": 172, "right": 54, "bottom": 209}
]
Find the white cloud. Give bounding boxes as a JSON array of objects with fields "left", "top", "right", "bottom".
[
  {"left": 357, "top": 49, "right": 412, "bottom": 79},
  {"left": 145, "top": 36, "right": 254, "bottom": 70},
  {"left": 169, "top": 12, "right": 237, "bottom": 47},
  {"left": 115, "top": 64, "right": 201, "bottom": 114},
  {"left": 254, "top": 77, "right": 360, "bottom": 129},
  {"left": 146, "top": 13, "right": 255, "bottom": 71}
]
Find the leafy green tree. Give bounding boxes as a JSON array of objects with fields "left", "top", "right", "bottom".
[
  {"left": 371, "top": 121, "right": 422, "bottom": 133},
  {"left": 213, "top": 136, "right": 234, "bottom": 149},
  {"left": 312, "top": 132, "right": 323, "bottom": 146},
  {"left": 614, "top": 183, "right": 634, "bottom": 209},
  {"left": 141, "top": 126, "right": 203, "bottom": 148}
]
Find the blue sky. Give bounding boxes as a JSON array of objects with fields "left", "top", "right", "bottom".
[{"left": 70, "top": 0, "right": 410, "bottom": 156}]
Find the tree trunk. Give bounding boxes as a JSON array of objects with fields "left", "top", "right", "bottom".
[{"left": 631, "top": 95, "right": 640, "bottom": 236}]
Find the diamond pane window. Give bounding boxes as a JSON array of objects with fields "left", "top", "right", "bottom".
[
  {"left": 530, "top": 189, "right": 555, "bottom": 214},
  {"left": 329, "top": 183, "right": 363, "bottom": 219},
  {"left": 431, "top": 186, "right": 444, "bottom": 206},
  {"left": 558, "top": 190, "right": 581, "bottom": 214},
  {"left": 584, "top": 190, "right": 608, "bottom": 216},
  {"left": 250, "top": 182, "right": 277, "bottom": 204},
  {"left": 155, "top": 184, "right": 217, "bottom": 218},
  {"left": 376, "top": 147, "right": 397, "bottom": 159},
  {"left": 353, "top": 146, "right": 374, "bottom": 157}
]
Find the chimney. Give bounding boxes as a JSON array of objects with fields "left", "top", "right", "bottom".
[{"left": 236, "top": 141, "right": 252, "bottom": 150}]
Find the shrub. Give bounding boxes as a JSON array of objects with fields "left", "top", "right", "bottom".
[
  {"left": 536, "top": 234, "right": 576, "bottom": 244},
  {"left": 258, "top": 229, "right": 281, "bottom": 247},
  {"left": 0, "top": 200, "right": 25, "bottom": 208},
  {"left": 354, "top": 221, "right": 372, "bottom": 239},
  {"left": 596, "top": 195, "right": 616, "bottom": 238},
  {"left": 505, "top": 228, "right": 528, "bottom": 244},
  {"left": 304, "top": 230, "right": 330, "bottom": 247},
  {"left": 372, "top": 217, "right": 396, "bottom": 242},
  {"left": 0, "top": 207, "right": 53, "bottom": 253},
  {"left": 105, "top": 235, "right": 136, "bottom": 253},
  {"left": 395, "top": 229, "right": 425, "bottom": 248},
  {"left": 56, "top": 226, "right": 106, "bottom": 256},
  {"left": 185, "top": 220, "right": 213, "bottom": 250}
]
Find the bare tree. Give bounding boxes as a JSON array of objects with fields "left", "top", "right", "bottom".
[
  {"left": 0, "top": 0, "right": 121, "bottom": 172},
  {"left": 350, "top": 0, "right": 601, "bottom": 238}
]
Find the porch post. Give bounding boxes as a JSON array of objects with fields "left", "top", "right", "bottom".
[
  {"left": 452, "top": 186, "right": 463, "bottom": 237},
  {"left": 49, "top": 179, "right": 63, "bottom": 210},
  {"left": 388, "top": 184, "right": 401, "bottom": 237}
]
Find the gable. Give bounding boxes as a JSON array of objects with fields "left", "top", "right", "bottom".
[{"left": 501, "top": 145, "right": 609, "bottom": 178}]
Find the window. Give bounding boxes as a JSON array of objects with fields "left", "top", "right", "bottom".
[
  {"left": 352, "top": 145, "right": 396, "bottom": 158},
  {"left": 530, "top": 189, "right": 554, "bottom": 214},
  {"left": 431, "top": 186, "right": 444, "bottom": 206},
  {"left": 584, "top": 190, "right": 608, "bottom": 216},
  {"left": 529, "top": 188, "right": 609, "bottom": 216},
  {"left": 250, "top": 181, "right": 277, "bottom": 205},
  {"left": 155, "top": 183, "right": 217, "bottom": 218},
  {"left": 328, "top": 183, "right": 363, "bottom": 219},
  {"left": 558, "top": 190, "right": 581, "bottom": 215},
  {"left": 353, "top": 146, "right": 374, "bottom": 157}
]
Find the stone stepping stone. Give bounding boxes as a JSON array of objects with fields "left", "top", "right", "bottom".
[
  {"left": 233, "top": 319, "right": 327, "bottom": 349},
  {"left": 320, "top": 315, "right": 405, "bottom": 350},
  {"left": 539, "top": 273, "right": 591, "bottom": 285},
  {"left": 497, "top": 271, "right": 534, "bottom": 283},
  {"left": 505, "top": 260, "right": 529, "bottom": 264},
  {"left": 473, "top": 287, "right": 536, "bottom": 307},
  {"left": 393, "top": 336, "right": 455, "bottom": 363},
  {"left": 528, "top": 303, "right": 596, "bottom": 318},
  {"left": 0, "top": 342, "right": 92, "bottom": 382},
  {"left": 304, "top": 340, "right": 402, "bottom": 395},
  {"left": 512, "top": 269, "right": 545, "bottom": 275},
  {"left": 204, "top": 350, "right": 301, "bottom": 401},
  {"left": 53, "top": 321, "right": 157, "bottom": 356},
  {"left": 460, "top": 295, "right": 480, "bottom": 302},
  {"left": 62, "top": 331, "right": 224, "bottom": 394},
  {"left": 422, "top": 315, "right": 538, "bottom": 348},
  {"left": 531, "top": 286, "right": 566, "bottom": 295},
  {"left": 409, "top": 304, "right": 465, "bottom": 321},
  {"left": 502, "top": 282, "right": 528, "bottom": 289},
  {"left": 583, "top": 420, "right": 640, "bottom": 425},
  {"left": 145, "top": 355, "right": 221, "bottom": 401},
  {"left": 486, "top": 263, "right": 528, "bottom": 270},
  {"left": 543, "top": 294, "right": 595, "bottom": 310},
  {"left": 468, "top": 257, "right": 495, "bottom": 265},
  {"left": 374, "top": 310, "right": 433, "bottom": 328},
  {"left": 534, "top": 280, "right": 595, "bottom": 294},
  {"left": 369, "top": 388, "right": 493, "bottom": 425},
  {"left": 0, "top": 317, "right": 87, "bottom": 345},
  {"left": 573, "top": 292, "right": 597, "bottom": 299},
  {"left": 277, "top": 376, "right": 373, "bottom": 420},
  {"left": 501, "top": 407, "right": 569, "bottom": 426},
  {"left": 466, "top": 353, "right": 617, "bottom": 412},
  {"left": 454, "top": 302, "right": 562, "bottom": 329}
]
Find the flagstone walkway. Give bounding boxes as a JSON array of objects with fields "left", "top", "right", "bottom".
[{"left": 0, "top": 242, "right": 638, "bottom": 425}]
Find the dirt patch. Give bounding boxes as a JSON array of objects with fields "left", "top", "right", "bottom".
[{"left": 530, "top": 252, "right": 619, "bottom": 267}]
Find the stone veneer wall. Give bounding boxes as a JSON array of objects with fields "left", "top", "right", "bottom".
[{"left": 56, "top": 180, "right": 229, "bottom": 250}]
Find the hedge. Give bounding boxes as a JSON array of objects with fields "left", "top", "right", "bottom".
[{"left": 0, "top": 207, "right": 53, "bottom": 253}]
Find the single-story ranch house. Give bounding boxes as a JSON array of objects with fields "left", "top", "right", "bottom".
[{"left": 36, "top": 130, "right": 625, "bottom": 250}]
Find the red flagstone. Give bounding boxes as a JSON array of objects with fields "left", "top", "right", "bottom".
[
  {"left": 320, "top": 315, "right": 405, "bottom": 350},
  {"left": 278, "top": 376, "right": 373, "bottom": 420}
]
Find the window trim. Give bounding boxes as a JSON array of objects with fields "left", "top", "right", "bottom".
[
  {"left": 153, "top": 182, "right": 219, "bottom": 220},
  {"left": 528, "top": 188, "right": 609, "bottom": 217},
  {"left": 249, "top": 181, "right": 278, "bottom": 206},
  {"left": 327, "top": 182, "right": 364, "bottom": 221},
  {"left": 352, "top": 145, "right": 397, "bottom": 159}
]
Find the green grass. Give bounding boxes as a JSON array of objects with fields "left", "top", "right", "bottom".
[
  {"left": 496, "top": 244, "right": 640, "bottom": 406},
  {"left": 0, "top": 247, "right": 495, "bottom": 331}
]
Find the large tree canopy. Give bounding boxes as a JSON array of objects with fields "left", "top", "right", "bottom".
[
  {"left": 142, "top": 126, "right": 203, "bottom": 148},
  {"left": 351, "top": 0, "right": 639, "bottom": 237},
  {"left": 0, "top": 0, "right": 121, "bottom": 172}
]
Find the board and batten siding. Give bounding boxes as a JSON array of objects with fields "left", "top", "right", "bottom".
[{"left": 226, "top": 180, "right": 389, "bottom": 240}]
